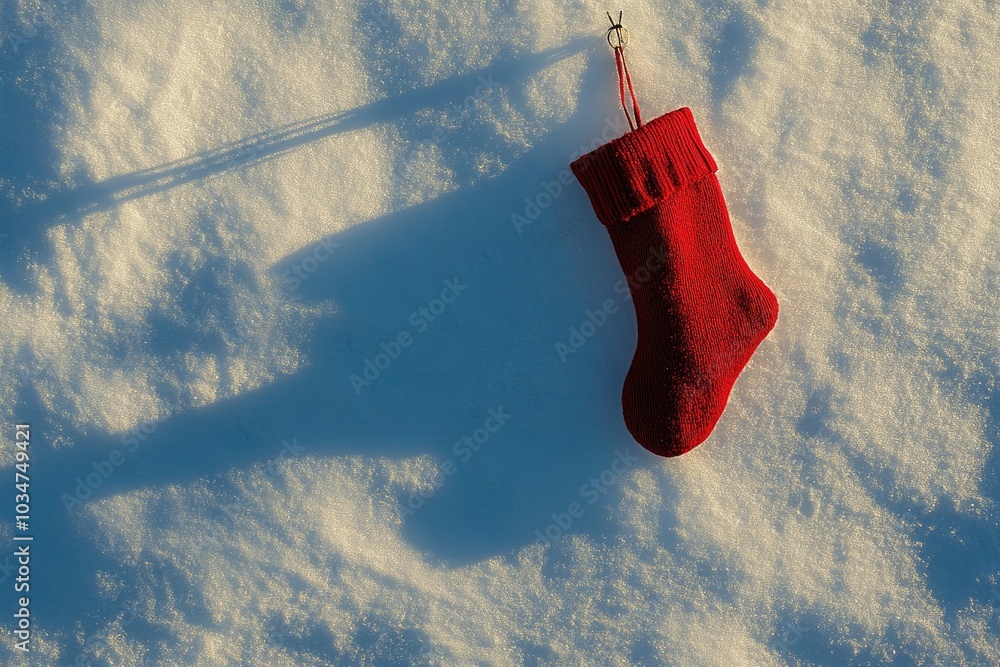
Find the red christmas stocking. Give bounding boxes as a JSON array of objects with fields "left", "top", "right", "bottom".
[
  {"left": 569, "top": 21, "right": 778, "bottom": 456},
  {"left": 572, "top": 107, "right": 778, "bottom": 457}
]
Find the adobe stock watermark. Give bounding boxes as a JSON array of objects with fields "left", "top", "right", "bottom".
[
  {"left": 533, "top": 448, "right": 638, "bottom": 546},
  {"left": 555, "top": 245, "right": 666, "bottom": 362},
  {"left": 398, "top": 407, "right": 511, "bottom": 517},
  {"left": 18, "top": 355, "right": 51, "bottom": 384},
  {"left": 281, "top": 238, "right": 339, "bottom": 292},
  {"left": 770, "top": 618, "right": 810, "bottom": 655},
  {"left": 359, "top": 2, "right": 502, "bottom": 156},
  {"left": 4, "top": 0, "right": 74, "bottom": 53},
  {"left": 61, "top": 420, "right": 158, "bottom": 515},
  {"left": 349, "top": 277, "right": 468, "bottom": 394},
  {"left": 554, "top": 298, "right": 620, "bottom": 363},
  {"left": 361, "top": 4, "right": 395, "bottom": 32},
  {"left": 359, "top": 4, "right": 500, "bottom": 145},
  {"left": 428, "top": 74, "right": 499, "bottom": 147},
  {"left": 213, "top": 438, "right": 307, "bottom": 528},
  {"left": 389, "top": 68, "right": 500, "bottom": 198},
  {"left": 261, "top": 595, "right": 323, "bottom": 645},
  {"left": 512, "top": 115, "right": 632, "bottom": 235}
]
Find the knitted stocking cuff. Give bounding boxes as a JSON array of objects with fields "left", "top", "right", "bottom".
[{"left": 569, "top": 107, "right": 718, "bottom": 227}]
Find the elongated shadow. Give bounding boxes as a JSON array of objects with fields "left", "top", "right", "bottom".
[
  {"left": 19, "top": 42, "right": 662, "bottom": 651},
  {"left": 0, "top": 38, "right": 588, "bottom": 290}
]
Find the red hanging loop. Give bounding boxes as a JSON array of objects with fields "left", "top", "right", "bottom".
[
  {"left": 607, "top": 12, "right": 643, "bottom": 132},
  {"left": 614, "top": 47, "right": 633, "bottom": 131}
]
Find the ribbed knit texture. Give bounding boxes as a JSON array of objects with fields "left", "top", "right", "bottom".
[{"left": 571, "top": 107, "right": 779, "bottom": 457}]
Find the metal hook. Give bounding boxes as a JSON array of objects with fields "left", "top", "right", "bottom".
[{"left": 606, "top": 10, "right": 628, "bottom": 48}]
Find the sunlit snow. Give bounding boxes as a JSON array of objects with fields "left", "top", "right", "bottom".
[{"left": 1, "top": 0, "right": 998, "bottom": 665}]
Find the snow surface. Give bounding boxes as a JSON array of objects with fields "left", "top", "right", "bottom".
[{"left": 1, "top": 0, "right": 999, "bottom": 664}]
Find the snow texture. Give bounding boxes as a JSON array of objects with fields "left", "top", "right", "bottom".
[{"left": 0, "top": 0, "right": 998, "bottom": 665}]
